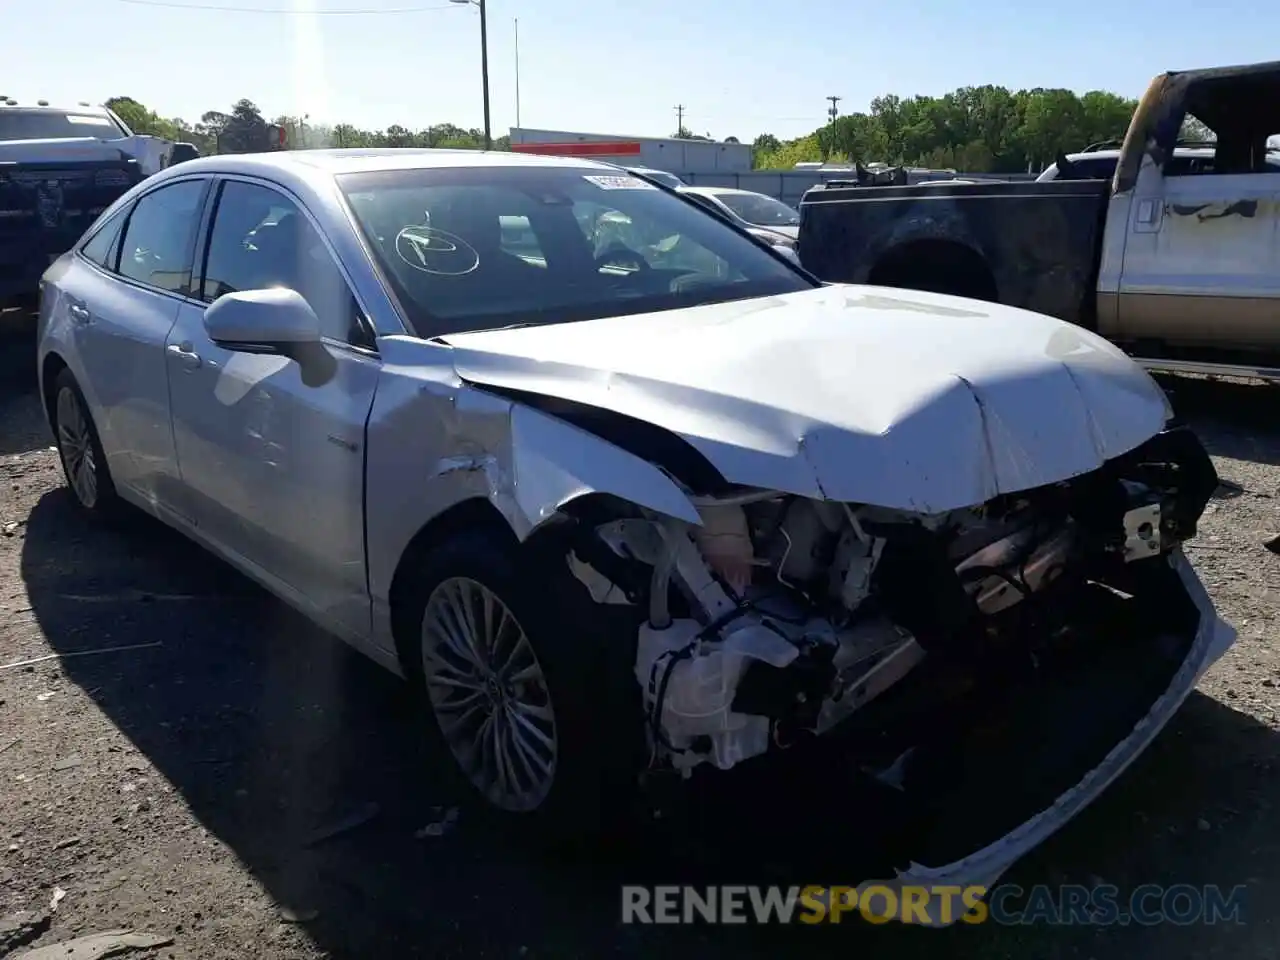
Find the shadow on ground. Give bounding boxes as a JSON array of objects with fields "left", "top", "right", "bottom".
[
  {"left": 0, "top": 310, "right": 47, "bottom": 457},
  {"left": 18, "top": 489, "right": 1280, "bottom": 960},
  {"left": 1158, "top": 374, "right": 1280, "bottom": 467}
]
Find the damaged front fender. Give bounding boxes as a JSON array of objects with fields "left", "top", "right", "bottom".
[
  {"left": 365, "top": 335, "right": 705, "bottom": 634},
  {"left": 502, "top": 403, "right": 703, "bottom": 539}
]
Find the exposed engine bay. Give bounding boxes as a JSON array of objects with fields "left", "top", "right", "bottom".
[{"left": 564, "top": 427, "right": 1220, "bottom": 779}]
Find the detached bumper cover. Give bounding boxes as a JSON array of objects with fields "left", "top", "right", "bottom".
[{"left": 862, "top": 550, "right": 1235, "bottom": 926}]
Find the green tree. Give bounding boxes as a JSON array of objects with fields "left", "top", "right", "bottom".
[
  {"left": 755, "top": 133, "right": 823, "bottom": 169},
  {"left": 215, "top": 99, "right": 270, "bottom": 153},
  {"left": 106, "top": 79, "right": 1145, "bottom": 173}
]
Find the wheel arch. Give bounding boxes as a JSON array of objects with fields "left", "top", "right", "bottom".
[
  {"left": 40, "top": 351, "right": 70, "bottom": 433},
  {"left": 387, "top": 497, "right": 518, "bottom": 676}
]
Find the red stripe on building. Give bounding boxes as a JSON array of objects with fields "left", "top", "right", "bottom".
[{"left": 510, "top": 141, "right": 644, "bottom": 157}]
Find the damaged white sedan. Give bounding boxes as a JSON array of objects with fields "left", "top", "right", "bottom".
[{"left": 37, "top": 150, "right": 1235, "bottom": 918}]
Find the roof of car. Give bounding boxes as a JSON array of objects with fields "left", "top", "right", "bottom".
[
  {"left": 167, "top": 148, "right": 613, "bottom": 179},
  {"left": 0, "top": 103, "right": 113, "bottom": 115},
  {"left": 679, "top": 185, "right": 759, "bottom": 198},
  {"left": 1063, "top": 146, "right": 1218, "bottom": 163}
]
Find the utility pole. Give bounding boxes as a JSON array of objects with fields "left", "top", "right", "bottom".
[
  {"left": 674, "top": 104, "right": 685, "bottom": 135},
  {"left": 826, "top": 95, "right": 842, "bottom": 123},
  {"left": 449, "top": 0, "right": 491, "bottom": 149},
  {"left": 479, "top": 0, "right": 491, "bottom": 149},
  {"left": 514, "top": 17, "right": 521, "bottom": 130}
]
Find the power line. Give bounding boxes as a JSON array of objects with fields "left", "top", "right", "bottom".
[{"left": 114, "top": 0, "right": 458, "bottom": 13}]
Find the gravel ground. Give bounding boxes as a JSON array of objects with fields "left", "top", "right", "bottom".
[{"left": 4, "top": 308, "right": 1280, "bottom": 959}]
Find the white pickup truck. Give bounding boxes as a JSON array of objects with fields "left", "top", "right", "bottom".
[
  {"left": 799, "top": 59, "right": 1280, "bottom": 382},
  {"left": 0, "top": 100, "right": 198, "bottom": 310}
]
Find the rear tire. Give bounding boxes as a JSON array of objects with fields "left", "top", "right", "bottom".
[
  {"left": 50, "top": 368, "right": 122, "bottom": 520},
  {"left": 400, "top": 528, "right": 643, "bottom": 841}
]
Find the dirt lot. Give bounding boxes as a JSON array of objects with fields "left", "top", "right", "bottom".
[{"left": 3, "top": 310, "right": 1280, "bottom": 959}]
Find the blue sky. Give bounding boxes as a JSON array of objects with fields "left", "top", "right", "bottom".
[{"left": 3, "top": 0, "right": 1276, "bottom": 141}]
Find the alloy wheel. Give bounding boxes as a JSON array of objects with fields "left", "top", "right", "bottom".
[
  {"left": 421, "top": 576, "right": 559, "bottom": 812},
  {"left": 56, "top": 386, "right": 98, "bottom": 509}
]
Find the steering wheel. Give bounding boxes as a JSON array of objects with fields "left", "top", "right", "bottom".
[{"left": 594, "top": 243, "right": 651, "bottom": 274}]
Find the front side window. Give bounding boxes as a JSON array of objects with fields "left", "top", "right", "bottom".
[
  {"left": 201, "top": 180, "right": 369, "bottom": 346},
  {"left": 710, "top": 192, "right": 800, "bottom": 228},
  {"left": 0, "top": 109, "right": 127, "bottom": 142},
  {"left": 116, "top": 180, "right": 207, "bottom": 294},
  {"left": 338, "top": 167, "right": 812, "bottom": 337}
]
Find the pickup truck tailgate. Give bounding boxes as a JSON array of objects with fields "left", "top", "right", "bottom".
[{"left": 798, "top": 178, "right": 1111, "bottom": 326}]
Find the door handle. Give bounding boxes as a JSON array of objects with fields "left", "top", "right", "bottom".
[
  {"left": 68, "top": 303, "right": 92, "bottom": 325},
  {"left": 1135, "top": 198, "right": 1163, "bottom": 228},
  {"left": 165, "top": 343, "right": 202, "bottom": 370}
]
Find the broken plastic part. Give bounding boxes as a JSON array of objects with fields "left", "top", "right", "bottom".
[
  {"left": 693, "top": 503, "right": 754, "bottom": 595},
  {"left": 1123, "top": 502, "right": 1163, "bottom": 562},
  {"left": 636, "top": 618, "right": 799, "bottom": 771},
  {"left": 837, "top": 534, "right": 884, "bottom": 612},
  {"left": 656, "top": 520, "right": 737, "bottom": 622},
  {"left": 649, "top": 539, "right": 678, "bottom": 628},
  {"left": 958, "top": 522, "right": 1078, "bottom": 615},
  {"left": 815, "top": 628, "right": 924, "bottom": 734},
  {"left": 566, "top": 554, "right": 631, "bottom": 605}
]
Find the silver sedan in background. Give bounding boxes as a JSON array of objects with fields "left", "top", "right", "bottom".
[{"left": 677, "top": 186, "right": 801, "bottom": 245}]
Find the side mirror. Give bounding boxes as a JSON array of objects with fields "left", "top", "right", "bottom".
[{"left": 203, "top": 288, "right": 336, "bottom": 386}]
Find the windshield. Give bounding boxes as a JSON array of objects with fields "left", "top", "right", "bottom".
[
  {"left": 0, "top": 109, "right": 126, "bottom": 142},
  {"left": 339, "top": 166, "right": 813, "bottom": 337},
  {"left": 711, "top": 191, "right": 800, "bottom": 227}
]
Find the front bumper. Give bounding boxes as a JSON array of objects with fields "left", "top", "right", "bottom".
[{"left": 856, "top": 550, "right": 1235, "bottom": 926}]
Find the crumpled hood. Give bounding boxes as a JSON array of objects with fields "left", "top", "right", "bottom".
[{"left": 445, "top": 284, "right": 1172, "bottom": 513}]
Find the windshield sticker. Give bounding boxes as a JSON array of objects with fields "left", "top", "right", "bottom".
[
  {"left": 66, "top": 115, "right": 113, "bottom": 126},
  {"left": 583, "top": 174, "right": 657, "bottom": 191},
  {"left": 394, "top": 225, "right": 480, "bottom": 276}
]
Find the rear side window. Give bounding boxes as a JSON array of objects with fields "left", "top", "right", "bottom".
[
  {"left": 80, "top": 212, "right": 126, "bottom": 271},
  {"left": 116, "top": 180, "right": 207, "bottom": 295}
]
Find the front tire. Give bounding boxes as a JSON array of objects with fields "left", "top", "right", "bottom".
[
  {"left": 402, "top": 529, "right": 642, "bottom": 837},
  {"left": 51, "top": 368, "right": 121, "bottom": 518}
]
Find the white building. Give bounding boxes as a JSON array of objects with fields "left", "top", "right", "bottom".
[{"left": 509, "top": 127, "right": 752, "bottom": 174}]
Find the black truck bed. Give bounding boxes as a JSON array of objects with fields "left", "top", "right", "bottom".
[
  {"left": 0, "top": 156, "right": 142, "bottom": 307},
  {"left": 797, "top": 178, "right": 1111, "bottom": 328}
]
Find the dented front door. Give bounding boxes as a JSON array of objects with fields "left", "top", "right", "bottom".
[{"left": 1115, "top": 169, "right": 1280, "bottom": 349}]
